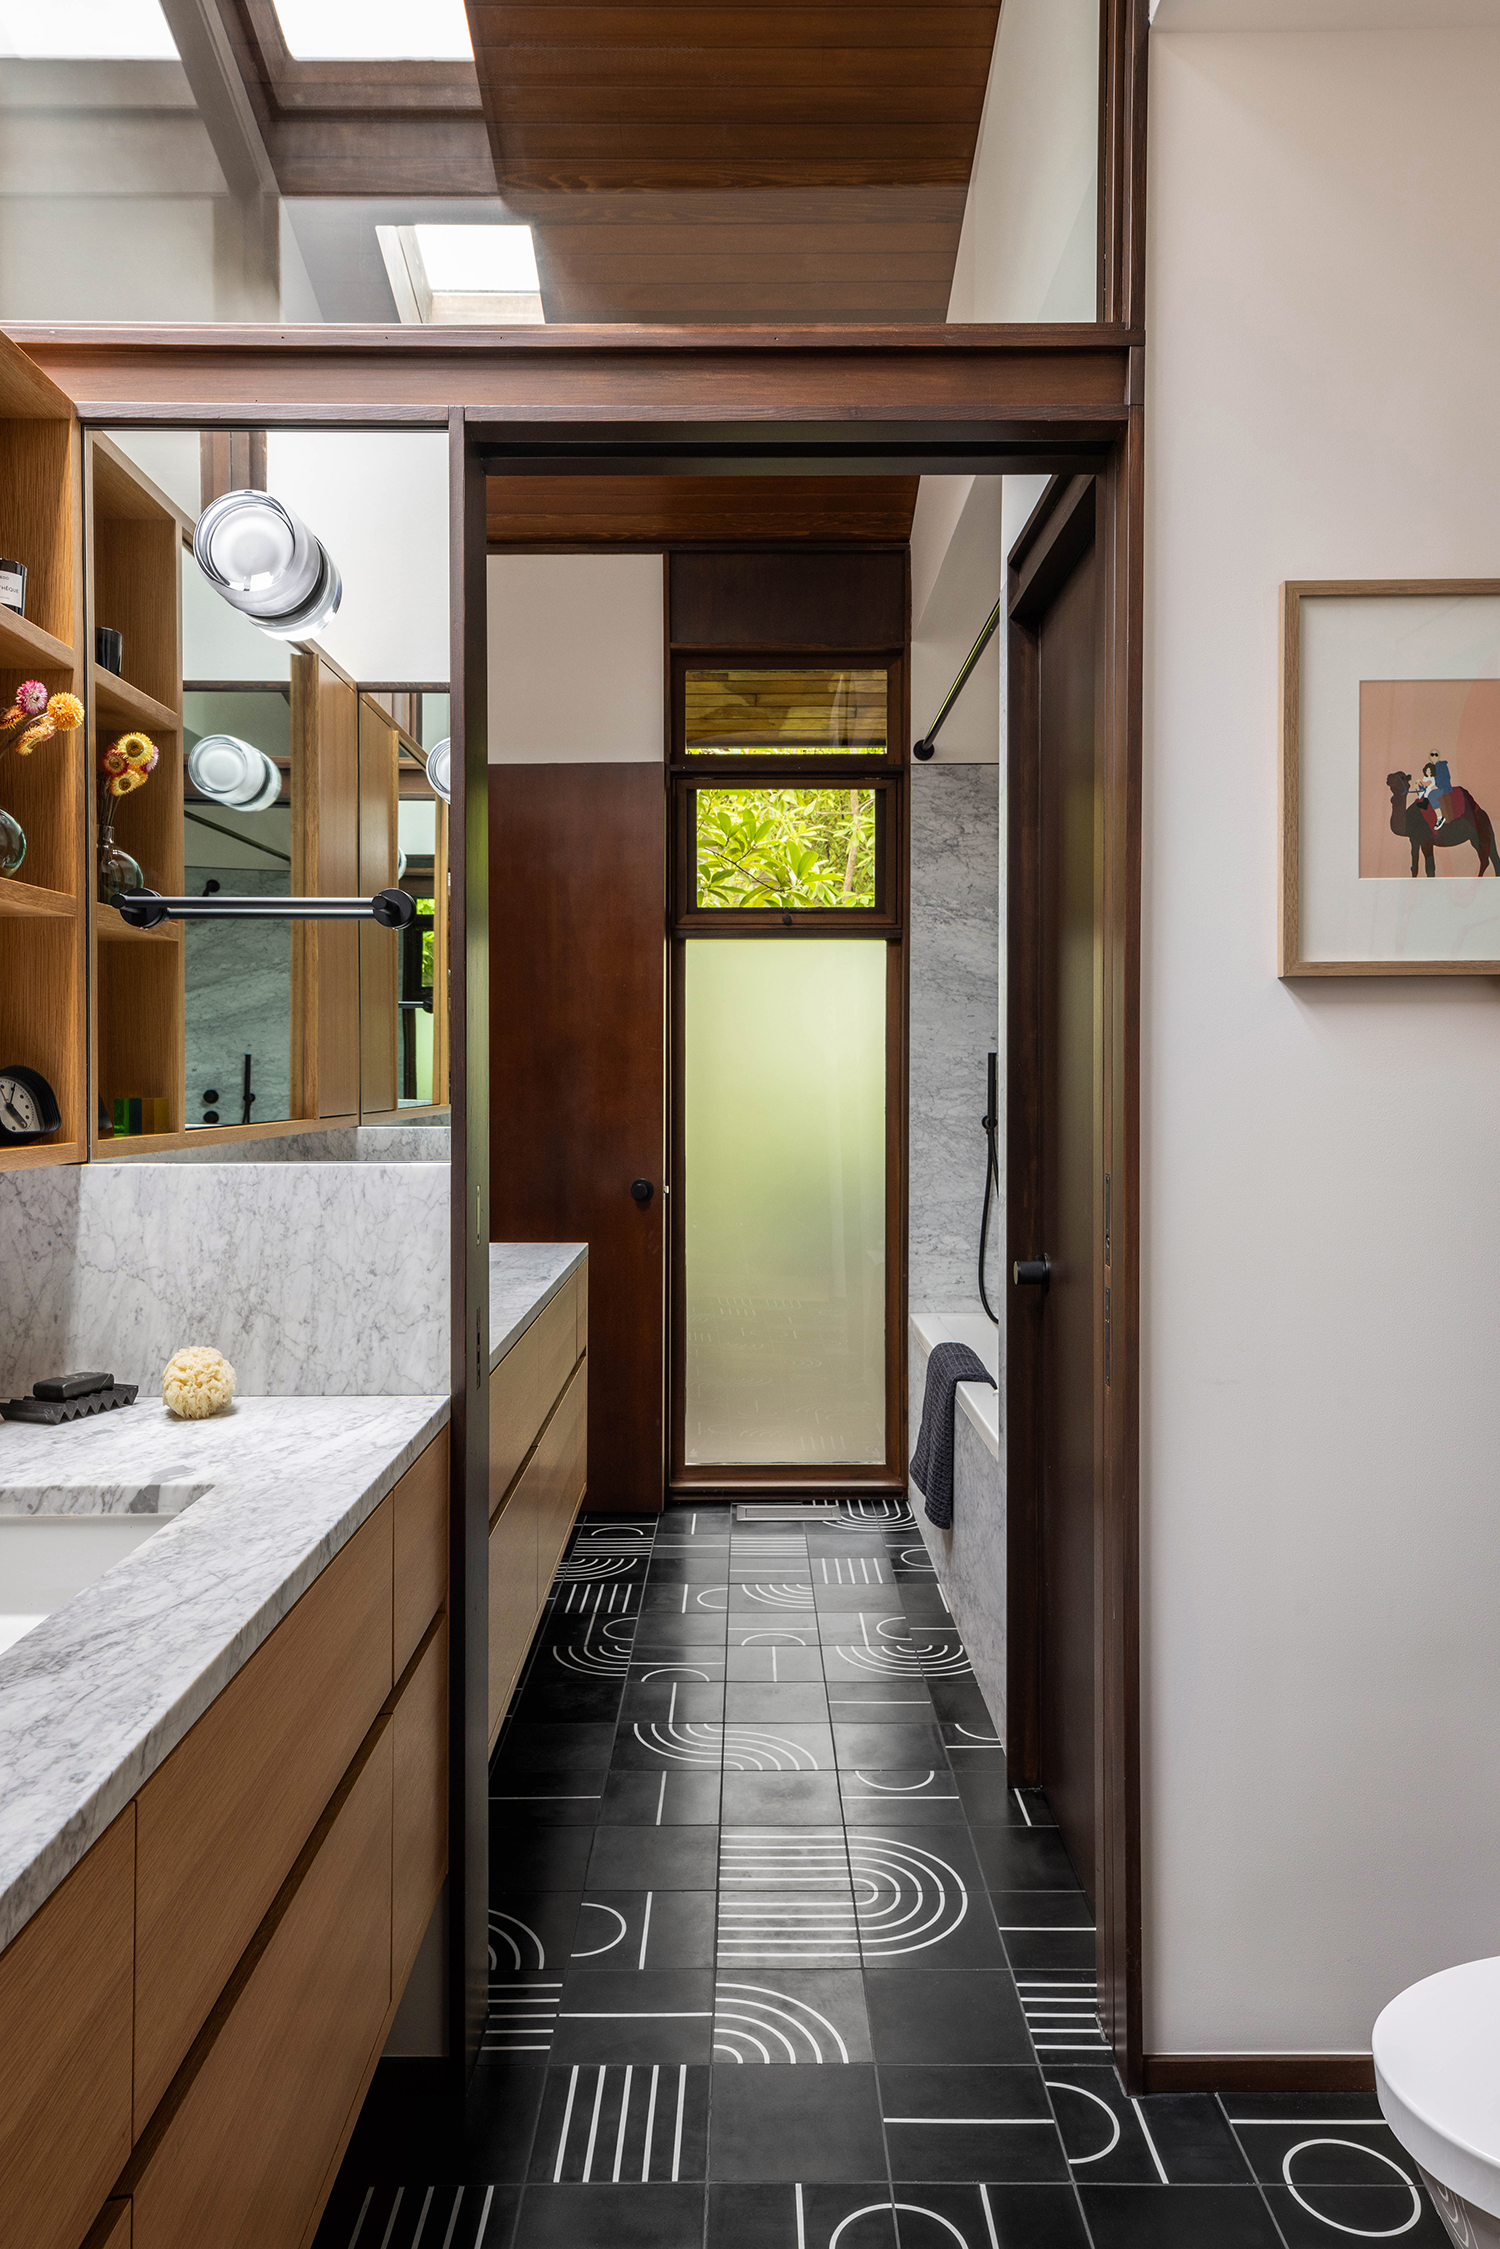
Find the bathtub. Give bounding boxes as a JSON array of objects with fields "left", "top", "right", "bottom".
[{"left": 909, "top": 1311, "right": 1005, "bottom": 1740}]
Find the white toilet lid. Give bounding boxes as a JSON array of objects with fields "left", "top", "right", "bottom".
[{"left": 1374, "top": 1956, "right": 1500, "bottom": 2218}]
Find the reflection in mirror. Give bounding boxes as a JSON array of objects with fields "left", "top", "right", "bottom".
[
  {"left": 359, "top": 692, "right": 449, "bottom": 1120},
  {"left": 183, "top": 688, "right": 293, "bottom": 1129},
  {"left": 91, "top": 424, "right": 450, "bottom": 1151}
]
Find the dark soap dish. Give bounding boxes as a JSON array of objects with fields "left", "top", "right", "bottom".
[{"left": 2, "top": 1372, "right": 139, "bottom": 1425}]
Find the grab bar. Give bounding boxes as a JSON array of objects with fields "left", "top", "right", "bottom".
[
  {"left": 913, "top": 598, "right": 1001, "bottom": 761},
  {"left": 112, "top": 887, "right": 417, "bottom": 929}
]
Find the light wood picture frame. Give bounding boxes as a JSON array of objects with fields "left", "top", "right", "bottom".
[{"left": 1280, "top": 578, "right": 1500, "bottom": 976}]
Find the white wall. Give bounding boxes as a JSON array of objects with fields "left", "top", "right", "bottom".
[
  {"left": 910, "top": 479, "right": 1002, "bottom": 765},
  {"left": 947, "top": 0, "right": 1098, "bottom": 324},
  {"left": 487, "top": 554, "right": 664, "bottom": 762},
  {"left": 1145, "top": 25, "right": 1500, "bottom": 2054}
]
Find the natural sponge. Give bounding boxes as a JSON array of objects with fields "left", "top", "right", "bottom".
[{"left": 161, "top": 1346, "right": 237, "bottom": 1420}]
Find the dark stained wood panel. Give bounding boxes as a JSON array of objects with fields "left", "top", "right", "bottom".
[
  {"left": 670, "top": 548, "right": 906, "bottom": 648},
  {"left": 489, "top": 765, "right": 666, "bottom": 1514},
  {"left": 527, "top": 187, "right": 967, "bottom": 323},
  {"left": 488, "top": 473, "right": 917, "bottom": 547},
  {"left": 471, "top": 3, "right": 1000, "bottom": 194}
]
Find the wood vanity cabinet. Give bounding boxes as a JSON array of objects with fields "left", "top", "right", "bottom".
[
  {"left": 0, "top": 1427, "right": 450, "bottom": 2249},
  {"left": 488, "top": 1263, "right": 589, "bottom": 1744},
  {"left": 0, "top": 1808, "right": 134, "bottom": 2249}
]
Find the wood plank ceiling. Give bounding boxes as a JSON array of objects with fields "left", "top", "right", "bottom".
[
  {"left": 216, "top": 0, "right": 1001, "bottom": 325},
  {"left": 468, "top": 1, "right": 1002, "bottom": 322}
]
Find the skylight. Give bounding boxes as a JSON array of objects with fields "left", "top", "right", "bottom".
[
  {"left": 0, "top": 0, "right": 177, "bottom": 58},
  {"left": 272, "top": 0, "right": 473, "bottom": 61},
  {"left": 412, "top": 226, "right": 540, "bottom": 296}
]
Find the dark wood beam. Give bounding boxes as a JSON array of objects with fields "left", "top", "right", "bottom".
[{"left": 3, "top": 324, "right": 1137, "bottom": 441}]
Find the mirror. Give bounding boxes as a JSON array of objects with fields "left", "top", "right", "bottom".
[{"left": 89, "top": 425, "right": 451, "bottom": 1150}]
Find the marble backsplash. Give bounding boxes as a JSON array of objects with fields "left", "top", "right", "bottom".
[
  {"left": 908, "top": 764, "right": 1000, "bottom": 1314},
  {"left": 0, "top": 1160, "right": 448, "bottom": 1399},
  {"left": 105, "top": 1121, "right": 451, "bottom": 1165}
]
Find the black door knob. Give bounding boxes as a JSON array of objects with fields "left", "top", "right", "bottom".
[
  {"left": 1013, "top": 1255, "right": 1052, "bottom": 1287},
  {"left": 630, "top": 1179, "right": 654, "bottom": 1204}
]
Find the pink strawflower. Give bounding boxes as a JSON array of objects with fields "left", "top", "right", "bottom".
[{"left": 16, "top": 680, "right": 47, "bottom": 716}]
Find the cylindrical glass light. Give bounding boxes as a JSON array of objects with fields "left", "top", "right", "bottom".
[{"left": 193, "top": 490, "right": 342, "bottom": 640}]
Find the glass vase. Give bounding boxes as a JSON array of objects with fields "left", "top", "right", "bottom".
[
  {"left": 0, "top": 804, "right": 24, "bottom": 876},
  {"left": 97, "top": 798, "right": 143, "bottom": 905}
]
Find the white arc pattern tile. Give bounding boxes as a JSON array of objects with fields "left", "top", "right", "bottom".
[
  {"left": 848, "top": 1834, "right": 970, "bottom": 1956},
  {"left": 712, "top": 1980, "right": 853, "bottom": 2062},
  {"left": 549, "top": 1619, "right": 635, "bottom": 1677}
]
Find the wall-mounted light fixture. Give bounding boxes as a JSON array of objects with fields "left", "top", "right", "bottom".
[
  {"left": 187, "top": 735, "right": 282, "bottom": 810},
  {"left": 192, "top": 490, "right": 341, "bottom": 641},
  {"left": 425, "top": 737, "right": 451, "bottom": 803}
]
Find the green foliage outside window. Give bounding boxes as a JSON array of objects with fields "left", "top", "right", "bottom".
[{"left": 695, "top": 787, "right": 876, "bottom": 910}]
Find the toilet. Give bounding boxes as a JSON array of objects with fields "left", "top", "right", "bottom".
[{"left": 1374, "top": 1957, "right": 1500, "bottom": 2247}]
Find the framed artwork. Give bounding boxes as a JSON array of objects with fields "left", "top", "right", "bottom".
[{"left": 1280, "top": 579, "right": 1500, "bottom": 975}]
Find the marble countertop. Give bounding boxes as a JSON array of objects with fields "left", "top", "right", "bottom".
[
  {"left": 489, "top": 1241, "right": 586, "bottom": 1370},
  {"left": 0, "top": 1241, "right": 587, "bottom": 1958}
]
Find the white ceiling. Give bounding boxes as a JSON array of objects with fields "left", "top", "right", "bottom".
[{"left": 1151, "top": 0, "right": 1500, "bottom": 26}]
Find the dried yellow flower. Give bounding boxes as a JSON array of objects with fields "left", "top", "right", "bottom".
[{"left": 161, "top": 1345, "right": 237, "bottom": 1420}]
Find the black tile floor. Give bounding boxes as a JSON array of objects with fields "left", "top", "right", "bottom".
[{"left": 315, "top": 1500, "right": 1447, "bottom": 2248}]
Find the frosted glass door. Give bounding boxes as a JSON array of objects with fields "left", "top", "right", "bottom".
[{"left": 683, "top": 939, "right": 887, "bottom": 1465}]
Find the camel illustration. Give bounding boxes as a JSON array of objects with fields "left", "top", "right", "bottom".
[{"left": 1387, "top": 770, "right": 1500, "bottom": 876}]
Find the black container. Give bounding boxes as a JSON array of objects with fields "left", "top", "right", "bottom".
[
  {"left": 95, "top": 625, "right": 123, "bottom": 673},
  {"left": 0, "top": 559, "right": 25, "bottom": 617}
]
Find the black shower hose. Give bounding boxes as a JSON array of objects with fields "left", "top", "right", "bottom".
[{"left": 978, "top": 1100, "right": 1001, "bottom": 1324}]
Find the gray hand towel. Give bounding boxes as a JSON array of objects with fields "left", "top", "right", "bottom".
[{"left": 910, "top": 1342, "right": 997, "bottom": 1530}]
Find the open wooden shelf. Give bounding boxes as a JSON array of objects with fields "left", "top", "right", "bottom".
[
  {"left": 0, "top": 879, "right": 77, "bottom": 920},
  {"left": 95, "top": 900, "right": 181, "bottom": 945},
  {"left": 91, "top": 661, "right": 177, "bottom": 735},
  {"left": 0, "top": 605, "right": 73, "bottom": 672},
  {"left": 86, "top": 431, "right": 187, "bottom": 1150},
  {"left": 0, "top": 333, "right": 86, "bottom": 1171}
]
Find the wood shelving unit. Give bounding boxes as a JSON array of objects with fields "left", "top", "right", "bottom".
[
  {"left": 85, "top": 433, "right": 189, "bottom": 1151},
  {"left": 0, "top": 337, "right": 87, "bottom": 1168}
]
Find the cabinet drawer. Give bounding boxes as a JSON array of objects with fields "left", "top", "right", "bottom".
[
  {"left": 576, "top": 1259, "right": 587, "bottom": 1359},
  {"left": 0, "top": 1809, "right": 134, "bottom": 2249},
  {"left": 536, "top": 1359, "right": 588, "bottom": 1595},
  {"left": 490, "top": 1275, "right": 577, "bottom": 1508},
  {"left": 131, "top": 1721, "right": 393, "bottom": 2249},
  {"left": 392, "top": 1617, "right": 448, "bottom": 1998},
  {"left": 488, "top": 1480, "right": 538, "bottom": 1746},
  {"left": 134, "top": 1499, "right": 393, "bottom": 2131},
  {"left": 392, "top": 1433, "right": 448, "bottom": 1679}
]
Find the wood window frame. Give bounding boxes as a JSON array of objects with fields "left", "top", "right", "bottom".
[{"left": 666, "top": 637, "right": 908, "bottom": 1494}]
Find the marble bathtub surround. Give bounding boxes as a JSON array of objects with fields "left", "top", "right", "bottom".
[
  {"left": 909, "top": 1312, "right": 1005, "bottom": 1741},
  {"left": 908, "top": 764, "right": 1000, "bottom": 1318},
  {"left": 0, "top": 1241, "right": 585, "bottom": 1958},
  {"left": 0, "top": 1160, "right": 450, "bottom": 1399}
]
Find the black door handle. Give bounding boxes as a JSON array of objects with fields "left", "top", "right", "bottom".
[
  {"left": 630, "top": 1179, "right": 654, "bottom": 1204},
  {"left": 1013, "top": 1255, "right": 1051, "bottom": 1288}
]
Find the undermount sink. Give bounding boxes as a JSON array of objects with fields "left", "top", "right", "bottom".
[{"left": 0, "top": 1485, "right": 213, "bottom": 1658}]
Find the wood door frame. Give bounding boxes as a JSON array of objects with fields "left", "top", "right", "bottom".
[
  {"left": 13, "top": 292, "right": 1148, "bottom": 2084},
  {"left": 1006, "top": 469, "right": 1141, "bottom": 2084}
]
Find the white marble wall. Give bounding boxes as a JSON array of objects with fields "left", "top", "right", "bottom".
[
  {"left": 908, "top": 764, "right": 1001, "bottom": 1314},
  {"left": 0, "top": 1161, "right": 448, "bottom": 1398}
]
